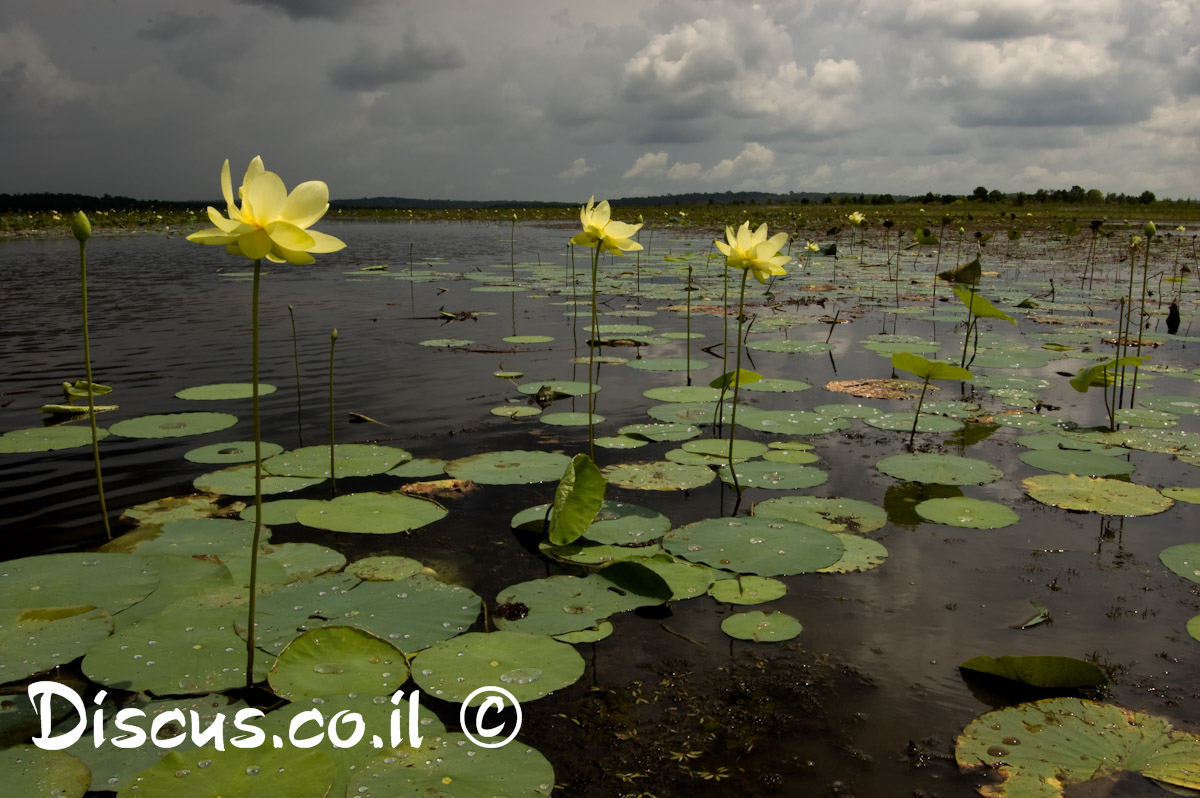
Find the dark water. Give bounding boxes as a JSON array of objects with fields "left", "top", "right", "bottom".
[{"left": 1, "top": 221, "right": 1198, "bottom": 796}]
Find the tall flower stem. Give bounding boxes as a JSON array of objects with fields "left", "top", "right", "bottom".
[
  {"left": 329, "top": 328, "right": 338, "bottom": 496},
  {"left": 288, "top": 304, "right": 303, "bottom": 447},
  {"left": 76, "top": 224, "right": 111, "bottom": 540},
  {"left": 587, "top": 243, "right": 601, "bottom": 456},
  {"left": 727, "top": 270, "right": 749, "bottom": 511},
  {"left": 246, "top": 257, "right": 264, "bottom": 688},
  {"left": 685, "top": 263, "right": 693, "bottom": 386}
]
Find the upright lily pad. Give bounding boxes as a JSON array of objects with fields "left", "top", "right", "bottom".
[
  {"left": 295, "top": 491, "right": 446, "bottom": 535},
  {"left": 175, "top": 383, "right": 277, "bottom": 400},
  {"left": 1023, "top": 475, "right": 1173, "bottom": 516},
  {"left": 721, "top": 610, "right": 802, "bottom": 642},
  {"left": 663, "top": 517, "right": 844, "bottom": 576},
  {"left": 955, "top": 698, "right": 1200, "bottom": 795},
  {"left": 269, "top": 626, "right": 409, "bottom": 701},
  {"left": 446, "top": 450, "right": 571, "bottom": 484},
  {"left": 109, "top": 413, "right": 237, "bottom": 439},
  {"left": 412, "top": 631, "right": 584, "bottom": 704},
  {"left": 876, "top": 453, "right": 1002, "bottom": 485}
]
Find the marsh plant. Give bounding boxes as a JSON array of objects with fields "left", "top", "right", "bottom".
[
  {"left": 187, "top": 156, "right": 345, "bottom": 686},
  {"left": 571, "top": 197, "right": 642, "bottom": 454}
]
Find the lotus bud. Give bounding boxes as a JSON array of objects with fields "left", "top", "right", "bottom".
[
  {"left": 637, "top": 214, "right": 643, "bottom": 224},
  {"left": 512, "top": 214, "right": 518, "bottom": 222},
  {"left": 331, "top": 328, "right": 338, "bottom": 341},
  {"left": 70, "top": 211, "right": 91, "bottom": 243},
  {"left": 1144, "top": 221, "right": 1156, "bottom": 238}
]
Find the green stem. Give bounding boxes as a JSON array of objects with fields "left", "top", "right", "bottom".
[
  {"left": 247, "top": 258, "right": 264, "bottom": 688},
  {"left": 587, "top": 243, "right": 601, "bottom": 456},
  {"left": 727, "top": 270, "right": 749, "bottom": 509},
  {"left": 288, "top": 304, "right": 303, "bottom": 448},
  {"left": 329, "top": 328, "right": 338, "bottom": 496},
  {"left": 1130, "top": 236, "right": 1151, "bottom": 405},
  {"left": 686, "top": 263, "right": 693, "bottom": 386},
  {"left": 79, "top": 239, "right": 111, "bottom": 540}
]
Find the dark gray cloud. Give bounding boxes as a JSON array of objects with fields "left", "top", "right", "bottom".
[
  {"left": 136, "top": 11, "right": 220, "bottom": 42},
  {"left": 329, "top": 27, "right": 467, "bottom": 90},
  {"left": 231, "top": 0, "right": 379, "bottom": 22}
]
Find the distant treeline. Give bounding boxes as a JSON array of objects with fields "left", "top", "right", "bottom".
[{"left": 0, "top": 193, "right": 195, "bottom": 213}]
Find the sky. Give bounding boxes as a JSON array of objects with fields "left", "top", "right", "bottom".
[{"left": 2, "top": 0, "right": 1197, "bottom": 203}]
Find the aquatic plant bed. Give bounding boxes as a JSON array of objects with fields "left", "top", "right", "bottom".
[{"left": 1, "top": 218, "right": 1199, "bottom": 797}]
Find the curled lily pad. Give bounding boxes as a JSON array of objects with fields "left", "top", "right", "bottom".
[
  {"left": 601, "top": 461, "right": 715, "bottom": 491},
  {"left": 109, "top": 412, "right": 237, "bottom": 439},
  {"left": 915, "top": 498, "right": 1020, "bottom": 529},
  {"left": 955, "top": 698, "right": 1200, "bottom": 795},
  {"left": 446, "top": 450, "right": 571, "bottom": 484},
  {"left": 411, "top": 631, "right": 584, "bottom": 704},
  {"left": 708, "top": 576, "right": 787, "bottom": 605},
  {"left": 175, "top": 383, "right": 277, "bottom": 400},
  {"left": 1023, "top": 475, "right": 1173, "bottom": 516},
  {"left": 0, "top": 426, "right": 110, "bottom": 453},
  {"left": 184, "top": 440, "right": 284, "bottom": 464},
  {"left": 959, "top": 655, "right": 1107, "bottom": 689},
  {"left": 876, "top": 453, "right": 1002, "bottom": 485},
  {"left": 721, "top": 610, "right": 802, "bottom": 642},
  {"left": 269, "top": 626, "right": 409, "bottom": 701},
  {"left": 663, "top": 517, "right": 843, "bottom": 576},
  {"left": 753, "top": 496, "right": 888, "bottom": 533},
  {"left": 296, "top": 491, "right": 447, "bottom": 534},
  {"left": 265, "top": 444, "right": 412, "bottom": 478}
]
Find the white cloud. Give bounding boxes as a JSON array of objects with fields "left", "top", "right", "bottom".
[
  {"left": 557, "top": 157, "right": 594, "bottom": 180},
  {"left": 667, "top": 162, "right": 702, "bottom": 180},
  {"left": 0, "top": 24, "right": 86, "bottom": 104},
  {"left": 623, "top": 151, "right": 669, "bottom": 179},
  {"left": 664, "top": 143, "right": 775, "bottom": 183}
]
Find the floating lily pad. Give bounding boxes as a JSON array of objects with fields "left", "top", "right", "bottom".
[
  {"left": 0, "top": 426, "right": 110, "bottom": 453},
  {"left": 0, "top": 605, "right": 113, "bottom": 682},
  {"left": 753, "top": 496, "right": 888, "bottom": 533},
  {"left": 126, "top": 517, "right": 267, "bottom": 557},
  {"left": 419, "top": 338, "right": 474, "bottom": 347},
  {"left": 346, "top": 555, "right": 424, "bottom": 581},
  {"left": 644, "top": 386, "right": 722, "bottom": 403},
  {"left": 295, "top": 491, "right": 446, "bottom": 535},
  {"left": 184, "top": 440, "right": 285, "bottom": 464},
  {"left": 503, "top": 335, "right": 554, "bottom": 343},
  {"left": 109, "top": 412, "right": 237, "bottom": 439},
  {"left": 594, "top": 434, "right": 649, "bottom": 449},
  {"left": 876, "top": 453, "right": 1002, "bottom": 485},
  {"left": 959, "top": 655, "right": 1107, "bottom": 689},
  {"left": 740, "top": 378, "right": 813, "bottom": 393},
  {"left": 494, "top": 565, "right": 670, "bottom": 635},
  {"left": 863, "top": 412, "right": 963, "bottom": 433},
  {"left": 512, "top": 500, "right": 670, "bottom": 545},
  {"left": 746, "top": 339, "right": 833, "bottom": 354},
  {"left": 1139, "top": 395, "right": 1200, "bottom": 414},
  {"left": 446, "top": 450, "right": 571, "bottom": 484},
  {"left": 269, "top": 626, "right": 409, "bottom": 701},
  {"left": 0, "top": 553, "right": 159, "bottom": 613},
  {"left": 540, "top": 411, "right": 602, "bottom": 426},
  {"left": 412, "top": 631, "right": 584, "bottom": 704},
  {"left": 708, "top": 576, "right": 787, "bottom": 605},
  {"left": 601, "top": 461, "right": 715, "bottom": 491},
  {"left": 721, "top": 610, "right": 802, "bottom": 642},
  {"left": 626, "top": 357, "right": 709, "bottom": 372},
  {"left": 175, "top": 383, "right": 277, "bottom": 400},
  {"left": 0, "top": 745, "right": 90, "bottom": 798},
  {"left": 240, "top": 498, "right": 322, "bottom": 526},
  {"left": 1163, "top": 487, "right": 1200, "bottom": 504},
  {"left": 193, "top": 464, "right": 324, "bottom": 496},
  {"left": 616, "top": 422, "right": 702, "bottom": 442},
  {"left": 913, "top": 497, "right": 1019, "bottom": 529},
  {"left": 1016, "top": 432, "right": 1123, "bottom": 456},
  {"left": 556, "top": 621, "right": 614, "bottom": 644},
  {"left": 818, "top": 534, "right": 890, "bottom": 573},
  {"left": 346, "top": 733, "right": 554, "bottom": 798},
  {"left": 1189, "top": 616, "right": 1200, "bottom": 643},
  {"left": 1023, "top": 475, "right": 1173, "bottom": 516},
  {"left": 955, "top": 698, "right": 1200, "bottom": 795},
  {"left": 718, "top": 461, "right": 827, "bottom": 490},
  {"left": 646, "top": 401, "right": 733, "bottom": 425},
  {"left": 386, "top": 457, "right": 447, "bottom": 478},
  {"left": 1160, "top": 544, "right": 1200, "bottom": 584},
  {"left": 490, "top": 405, "right": 542, "bottom": 418},
  {"left": 115, "top": 746, "right": 336, "bottom": 798},
  {"left": 1113, "top": 407, "right": 1179, "bottom": 428},
  {"left": 663, "top": 517, "right": 844, "bottom": 576},
  {"left": 1017, "top": 449, "right": 1135, "bottom": 477},
  {"left": 120, "top": 494, "right": 235, "bottom": 526},
  {"left": 537, "top": 539, "right": 664, "bottom": 566},
  {"left": 736, "top": 409, "right": 851, "bottom": 435},
  {"left": 619, "top": 553, "right": 717, "bottom": 599},
  {"left": 516, "top": 380, "right": 598, "bottom": 397},
  {"left": 265, "top": 444, "right": 411, "bottom": 478},
  {"left": 813, "top": 403, "right": 883, "bottom": 419}
]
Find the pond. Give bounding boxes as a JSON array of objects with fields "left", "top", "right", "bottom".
[{"left": 1, "top": 219, "right": 1199, "bottom": 797}]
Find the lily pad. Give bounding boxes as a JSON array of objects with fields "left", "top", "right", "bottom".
[
  {"left": 265, "top": 444, "right": 412, "bottom": 478},
  {"left": 494, "top": 565, "right": 670, "bottom": 635},
  {"left": 721, "top": 610, "right": 802, "bottom": 642},
  {"left": 708, "top": 576, "right": 787, "bottom": 605},
  {"left": 594, "top": 434, "right": 649, "bottom": 449},
  {"left": 513, "top": 500, "right": 670, "bottom": 545},
  {"left": 1163, "top": 487, "right": 1200, "bottom": 504},
  {"left": 490, "top": 405, "right": 542, "bottom": 418},
  {"left": 718, "top": 461, "right": 827, "bottom": 490},
  {"left": 109, "top": 412, "right": 237, "bottom": 439},
  {"left": 240, "top": 498, "right": 322, "bottom": 526},
  {"left": 752, "top": 496, "right": 888, "bottom": 533},
  {"left": 663, "top": 517, "right": 844, "bottom": 576},
  {"left": 0, "top": 426, "right": 110, "bottom": 453},
  {"left": 644, "top": 385, "right": 722, "bottom": 403},
  {"left": 115, "top": 746, "right": 336, "bottom": 798},
  {"left": 863, "top": 412, "right": 963, "bottom": 433},
  {"left": 1017, "top": 449, "right": 1135, "bottom": 477},
  {"left": 745, "top": 339, "right": 833, "bottom": 354},
  {"left": 540, "top": 411, "right": 602, "bottom": 426},
  {"left": 0, "top": 745, "right": 90, "bottom": 798},
  {"left": 175, "top": 383, "right": 277, "bottom": 400},
  {"left": 601, "top": 461, "right": 715, "bottom": 491},
  {"left": 1139, "top": 395, "right": 1200, "bottom": 414},
  {"left": 346, "top": 556, "right": 424, "bottom": 582},
  {"left": 184, "top": 440, "right": 284, "bottom": 464},
  {"left": 626, "top": 357, "right": 709, "bottom": 372},
  {"left": 446, "top": 450, "right": 571, "bottom": 484},
  {"left": 0, "top": 605, "right": 113, "bottom": 682},
  {"left": 516, "top": 380, "right": 598, "bottom": 397},
  {"left": 876, "top": 453, "right": 1002, "bottom": 485},
  {"left": 1159, "top": 544, "right": 1200, "bottom": 584},
  {"left": 193, "top": 464, "right": 324, "bottom": 496},
  {"left": 616, "top": 422, "right": 701, "bottom": 442},
  {"left": 419, "top": 338, "right": 474, "bottom": 347},
  {"left": 0, "top": 553, "right": 159, "bottom": 613},
  {"left": 1023, "top": 475, "right": 1173, "bottom": 516},
  {"left": 411, "top": 631, "right": 584, "bottom": 704},
  {"left": 268, "top": 626, "right": 409, "bottom": 701},
  {"left": 386, "top": 458, "right": 447, "bottom": 478},
  {"left": 296, "top": 491, "right": 447, "bottom": 535},
  {"left": 740, "top": 378, "right": 812, "bottom": 393},
  {"left": 955, "top": 698, "right": 1200, "bottom": 795},
  {"left": 959, "top": 655, "right": 1107, "bottom": 689},
  {"left": 915, "top": 498, "right": 1020, "bottom": 529},
  {"left": 736, "top": 409, "right": 851, "bottom": 435},
  {"left": 817, "top": 534, "right": 890, "bottom": 573}
]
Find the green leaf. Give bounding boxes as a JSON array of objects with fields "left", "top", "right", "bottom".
[
  {"left": 960, "top": 655, "right": 1107, "bottom": 689},
  {"left": 891, "top": 352, "right": 973, "bottom": 381},
  {"left": 951, "top": 285, "right": 1016, "bottom": 323},
  {"left": 1060, "top": 219, "right": 1081, "bottom": 236},
  {"left": 547, "top": 454, "right": 606, "bottom": 545},
  {"left": 1069, "top": 356, "right": 1148, "bottom": 392},
  {"left": 937, "top": 256, "right": 981, "bottom": 284},
  {"left": 708, "top": 368, "right": 762, "bottom": 390},
  {"left": 913, "top": 227, "right": 939, "bottom": 246}
]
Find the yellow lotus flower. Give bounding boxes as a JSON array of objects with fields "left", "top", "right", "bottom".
[
  {"left": 848, "top": 211, "right": 865, "bottom": 225},
  {"left": 570, "top": 196, "right": 643, "bottom": 256},
  {"left": 715, "top": 221, "right": 789, "bottom": 283},
  {"left": 806, "top": 240, "right": 819, "bottom": 252},
  {"left": 187, "top": 157, "right": 345, "bottom": 265}
]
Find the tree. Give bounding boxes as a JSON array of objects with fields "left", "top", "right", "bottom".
[
  {"left": 973, "top": 186, "right": 989, "bottom": 201},
  {"left": 1139, "top": 190, "right": 1156, "bottom": 204}
]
